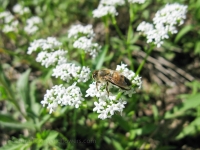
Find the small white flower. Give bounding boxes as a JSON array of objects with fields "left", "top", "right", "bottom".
[
  {"left": 68, "top": 24, "right": 94, "bottom": 39},
  {"left": 13, "top": 4, "right": 30, "bottom": 15},
  {"left": 153, "top": 3, "right": 187, "bottom": 26},
  {"left": 24, "top": 16, "right": 42, "bottom": 34},
  {"left": 36, "top": 49, "right": 67, "bottom": 68},
  {"left": 2, "top": 20, "right": 19, "bottom": 33},
  {"left": 86, "top": 63, "right": 142, "bottom": 119},
  {"left": 128, "top": 0, "right": 146, "bottom": 4},
  {"left": 93, "top": 4, "right": 118, "bottom": 18},
  {"left": 52, "top": 63, "right": 91, "bottom": 83},
  {"left": 0, "top": 11, "right": 19, "bottom": 33},
  {"left": 27, "top": 37, "right": 62, "bottom": 54},
  {"left": 73, "top": 37, "right": 100, "bottom": 58},
  {"left": 41, "top": 83, "right": 84, "bottom": 114},
  {"left": 100, "top": 0, "right": 125, "bottom": 6},
  {"left": 137, "top": 3, "right": 187, "bottom": 47}
]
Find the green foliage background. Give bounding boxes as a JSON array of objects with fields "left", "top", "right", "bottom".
[{"left": 0, "top": 0, "right": 200, "bottom": 149}]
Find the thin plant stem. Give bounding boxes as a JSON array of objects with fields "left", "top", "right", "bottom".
[
  {"left": 136, "top": 45, "right": 154, "bottom": 75},
  {"left": 126, "top": 4, "right": 135, "bottom": 71},
  {"left": 80, "top": 50, "right": 86, "bottom": 66},
  {"left": 71, "top": 109, "right": 77, "bottom": 149},
  {"left": 111, "top": 15, "right": 126, "bottom": 41},
  {"left": 103, "top": 16, "right": 110, "bottom": 45}
]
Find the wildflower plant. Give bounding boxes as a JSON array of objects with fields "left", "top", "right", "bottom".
[
  {"left": 26, "top": 1, "right": 188, "bottom": 120},
  {"left": 1, "top": 1, "right": 196, "bottom": 149}
]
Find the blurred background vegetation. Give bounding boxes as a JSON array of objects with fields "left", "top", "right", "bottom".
[{"left": 0, "top": 0, "right": 200, "bottom": 149}]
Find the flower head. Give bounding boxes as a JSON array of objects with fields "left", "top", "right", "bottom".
[
  {"left": 68, "top": 24, "right": 94, "bottom": 39},
  {"left": 13, "top": 4, "right": 30, "bottom": 15},
  {"left": 68, "top": 24, "right": 100, "bottom": 58},
  {"left": 25, "top": 16, "right": 42, "bottom": 34},
  {"left": 52, "top": 63, "right": 91, "bottom": 83},
  {"left": 73, "top": 37, "right": 100, "bottom": 58},
  {"left": 86, "top": 63, "right": 142, "bottom": 119},
  {"left": 0, "top": 11, "right": 18, "bottom": 33},
  {"left": 137, "top": 3, "right": 187, "bottom": 47},
  {"left": 128, "top": 0, "right": 146, "bottom": 4},
  {"left": 41, "top": 83, "right": 84, "bottom": 114},
  {"left": 36, "top": 49, "right": 67, "bottom": 68},
  {"left": 27, "top": 37, "right": 62, "bottom": 54}
]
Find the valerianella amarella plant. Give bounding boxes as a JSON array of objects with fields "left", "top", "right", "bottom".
[
  {"left": 137, "top": 3, "right": 188, "bottom": 47},
  {"left": 68, "top": 24, "right": 100, "bottom": 58},
  {"left": 86, "top": 63, "right": 142, "bottom": 120},
  {"left": 92, "top": 0, "right": 146, "bottom": 18},
  {"left": 27, "top": 24, "right": 101, "bottom": 114},
  {"left": 0, "top": 4, "right": 42, "bottom": 34}
]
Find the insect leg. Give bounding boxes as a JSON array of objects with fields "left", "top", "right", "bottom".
[
  {"left": 106, "top": 82, "right": 109, "bottom": 97},
  {"left": 96, "top": 82, "right": 99, "bottom": 91}
]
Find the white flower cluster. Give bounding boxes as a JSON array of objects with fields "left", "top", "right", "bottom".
[
  {"left": 27, "top": 37, "right": 67, "bottom": 68},
  {"left": 68, "top": 24, "right": 100, "bottom": 58},
  {"left": 27, "top": 37, "right": 62, "bottom": 54},
  {"left": 128, "top": 0, "right": 146, "bottom": 4},
  {"left": 92, "top": 0, "right": 125, "bottom": 18},
  {"left": 41, "top": 83, "right": 84, "bottom": 114},
  {"left": 86, "top": 63, "right": 142, "bottom": 119},
  {"left": 68, "top": 24, "right": 94, "bottom": 39},
  {"left": 0, "top": 11, "right": 19, "bottom": 33},
  {"left": 52, "top": 63, "right": 91, "bottom": 83},
  {"left": 92, "top": 0, "right": 146, "bottom": 18},
  {"left": 27, "top": 36, "right": 92, "bottom": 113},
  {"left": 73, "top": 37, "right": 99, "bottom": 58},
  {"left": 36, "top": 50, "right": 67, "bottom": 68},
  {"left": 137, "top": 3, "right": 187, "bottom": 47},
  {"left": 13, "top": 4, "right": 30, "bottom": 15},
  {"left": 25, "top": 16, "right": 42, "bottom": 34}
]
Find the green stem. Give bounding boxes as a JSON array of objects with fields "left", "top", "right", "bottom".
[
  {"left": 103, "top": 16, "right": 110, "bottom": 45},
  {"left": 126, "top": 4, "right": 135, "bottom": 71},
  {"left": 111, "top": 15, "right": 126, "bottom": 41},
  {"left": 72, "top": 109, "right": 77, "bottom": 149},
  {"left": 80, "top": 50, "right": 86, "bottom": 66},
  {"left": 136, "top": 45, "right": 154, "bottom": 75}
]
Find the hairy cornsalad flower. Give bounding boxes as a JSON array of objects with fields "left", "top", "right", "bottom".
[
  {"left": 68, "top": 24, "right": 100, "bottom": 58},
  {"left": 128, "top": 0, "right": 146, "bottom": 4},
  {"left": 27, "top": 37, "right": 62, "bottom": 54},
  {"left": 52, "top": 63, "right": 91, "bottom": 83},
  {"left": 73, "top": 37, "right": 100, "bottom": 58},
  {"left": 25, "top": 16, "right": 42, "bottom": 34},
  {"left": 27, "top": 37, "right": 67, "bottom": 67},
  {"left": 13, "top": 4, "right": 30, "bottom": 15},
  {"left": 100, "top": 0, "right": 125, "bottom": 6},
  {"left": 0, "top": 11, "right": 19, "bottom": 33},
  {"left": 68, "top": 24, "right": 94, "bottom": 39},
  {"left": 41, "top": 83, "right": 84, "bottom": 114},
  {"left": 36, "top": 50, "right": 67, "bottom": 68},
  {"left": 137, "top": 3, "right": 187, "bottom": 47},
  {"left": 92, "top": 0, "right": 125, "bottom": 18},
  {"left": 86, "top": 63, "right": 142, "bottom": 119}
]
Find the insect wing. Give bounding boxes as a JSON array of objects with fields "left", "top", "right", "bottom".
[{"left": 104, "top": 74, "right": 131, "bottom": 90}]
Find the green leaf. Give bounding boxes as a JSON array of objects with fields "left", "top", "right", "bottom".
[
  {"left": 194, "top": 41, "right": 200, "bottom": 54},
  {"left": 164, "top": 94, "right": 200, "bottom": 119},
  {"left": 112, "top": 139, "right": 124, "bottom": 150},
  {"left": 113, "top": 115, "right": 130, "bottom": 131},
  {"left": 0, "top": 114, "right": 36, "bottom": 130},
  {"left": 175, "top": 25, "right": 193, "bottom": 43},
  {"left": 17, "top": 69, "right": 31, "bottom": 106},
  {"left": 93, "top": 45, "right": 109, "bottom": 70},
  {"left": 0, "top": 137, "right": 32, "bottom": 150},
  {"left": 0, "top": 85, "right": 8, "bottom": 100},
  {"left": 176, "top": 117, "right": 200, "bottom": 140},
  {"left": 152, "top": 105, "right": 159, "bottom": 121}
]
